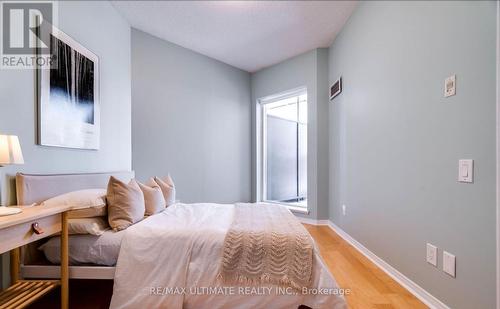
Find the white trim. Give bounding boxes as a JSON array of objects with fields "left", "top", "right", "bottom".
[
  {"left": 496, "top": 2, "right": 500, "bottom": 308},
  {"left": 256, "top": 86, "right": 309, "bottom": 213},
  {"left": 258, "top": 86, "right": 307, "bottom": 105},
  {"left": 287, "top": 205, "right": 310, "bottom": 214},
  {"left": 264, "top": 200, "right": 309, "bottom": 214},
  {"left": 260, "top": 99, "right": 267, "bottom": 202},
  {"left": 21, "top": 264, "right": 115, "bottom": 280},
  {"left": 299, "top": 218, "right": 450, "bottom": 309},
  {"left": 255, "top": 102, "right": 262, "bottom": 202}
]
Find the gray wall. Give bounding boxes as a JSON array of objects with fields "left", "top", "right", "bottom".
[
  {"left": 328, "top": 2, "right": 496, "bottom": 308},
  {"left": 0, "top": 0, "right": 131, "bottom": 287},
  {"left": 316, "top": 49, "right": 330, "bottom": 220},
  {"left": 251, "top": 48, "right": 329, "bottom": 220},
  {"left": 131, "top": 29, "right": 251, "bottom": 203}
]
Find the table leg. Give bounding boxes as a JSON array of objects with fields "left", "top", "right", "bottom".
[
  {"left": 9, "top": 247, "right": 19, "bottom": 284},
  {"left": 60, "top": 212, "right": 68, "bottom": 309}
]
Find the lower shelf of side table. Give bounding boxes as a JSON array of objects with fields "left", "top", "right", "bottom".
[{"left": 0, "top": 280, "right": 60, "bottom": 309}]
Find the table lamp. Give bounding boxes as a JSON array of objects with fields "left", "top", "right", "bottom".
[{"left": 0, "top": 135, "right": 24, "bottom": 216}]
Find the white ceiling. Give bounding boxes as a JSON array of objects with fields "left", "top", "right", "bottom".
[{"left": 112, "top": 1, "right": 357, "bottom": 73}]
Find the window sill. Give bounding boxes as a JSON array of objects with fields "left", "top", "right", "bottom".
[
  {"left": 262, "top": 201, "right": 310, "bottom": 214},
  {"left": 286, "top": 205, "right": 310, "bottom": 214}
]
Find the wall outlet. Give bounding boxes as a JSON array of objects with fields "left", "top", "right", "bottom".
[
  {"left": 426, "top": 243, "right": 437, "bottom": 266},
  {"left": 443, "top": 251, "right": 456, "bottom": 277},
  {"left": 342, "top": 204, "right": 346, "bottom": 216},
  {"left": 444, "top": 74, "right": 456, "bottom": 97}
]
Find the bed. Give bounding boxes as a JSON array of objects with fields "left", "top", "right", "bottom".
[{"left": 16, "top": 172, "right": 347, "bottom": 309}]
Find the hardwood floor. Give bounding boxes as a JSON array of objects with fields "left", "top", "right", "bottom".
[
  {"left": 28, "top": 224, "right": 427, "bottom": 308},
  {"left": 305, "top": 224, "right": 427, "bottom": 309}
]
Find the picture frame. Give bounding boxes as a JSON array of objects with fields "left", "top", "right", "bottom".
[{"left": 37, "top": 26, "right": 100, "bottom": 150}]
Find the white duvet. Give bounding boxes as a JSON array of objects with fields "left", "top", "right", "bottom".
[{"left": 110, "top": 203, "right": 347, "bottom": 309}]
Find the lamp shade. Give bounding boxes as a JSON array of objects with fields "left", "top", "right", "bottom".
[{"left": 0, "top": 135, "right": 24, "bottom": 165}]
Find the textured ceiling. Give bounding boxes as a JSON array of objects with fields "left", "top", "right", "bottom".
[{"left": 112, "top": 1, "right": 357, "bottom": 72}]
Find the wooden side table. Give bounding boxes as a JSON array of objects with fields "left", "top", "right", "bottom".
[{"left": 0, "top": 204, "right": 70, "bottom": 309}]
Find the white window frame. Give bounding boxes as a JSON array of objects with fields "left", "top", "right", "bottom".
[{"left": 257, "top": 87, "right": 309, "bottom": 213}]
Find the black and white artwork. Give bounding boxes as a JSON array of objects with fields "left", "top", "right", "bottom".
[{"left": 38, "top": 28, "right": 99, "bottom": 149}]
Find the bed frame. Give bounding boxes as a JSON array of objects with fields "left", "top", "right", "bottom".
[{"left": 16, "top": 171, "right": 134, "bottom": 280}]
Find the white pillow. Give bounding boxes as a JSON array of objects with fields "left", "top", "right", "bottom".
[
  {"left": 68, "top": 217, "right": 109, "bottom": 236},
  {"left": 41, "top": 189, "right": 106, "bottom": 210}
]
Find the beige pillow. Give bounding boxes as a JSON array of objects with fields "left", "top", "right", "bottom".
[
  {"left": 138, "top": 181, "right": 166, "bottom": 215},
  {"left": 68, "top": 217, "right": 109, "bottom": 236},
  {"left": 107, "top": 177, "right": 145, "bottom": 231},
  {"left": 67, "top": 205, "right": 107, "bottom": 219},
  {"left": 41, "top": 189, "right": 106, "bottom": 210},
  {"left": 41, "top": 189, "right": 108, "bottom": 219},
  {"left": 153, "top": 175, "right": 176, "bottom": 206}
]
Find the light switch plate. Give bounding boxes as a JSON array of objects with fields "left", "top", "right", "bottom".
[
  {"left": 444, "top": 75, "right": 456, "bottom": 97},
  {"left": 426, "top": 243, "right": 437, "bottom": 266},
  {"left": 458, "top": 159, "right": 473, "bottom": 183},
  {"left": 342, "top": 204, "right": 346, "bottom": 216},
  {"left": 443, "top": 251, "right": 456, "bottom": 277}
]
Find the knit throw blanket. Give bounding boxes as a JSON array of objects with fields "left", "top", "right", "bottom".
[{"left": 218, "top": 203, "right": 313, "bottom": 290}]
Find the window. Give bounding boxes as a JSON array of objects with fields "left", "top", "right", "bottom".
[{"left": 260, "top": 89, "right": 307, "bottom": 209}]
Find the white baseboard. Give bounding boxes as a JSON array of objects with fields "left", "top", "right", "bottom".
[{"left": 298, "top": 216, "right": 450, "bottom": 309}]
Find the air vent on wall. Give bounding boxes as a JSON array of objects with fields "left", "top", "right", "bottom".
[{"left": 330, "top": 77, "right": 342, "bottom": 101}]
